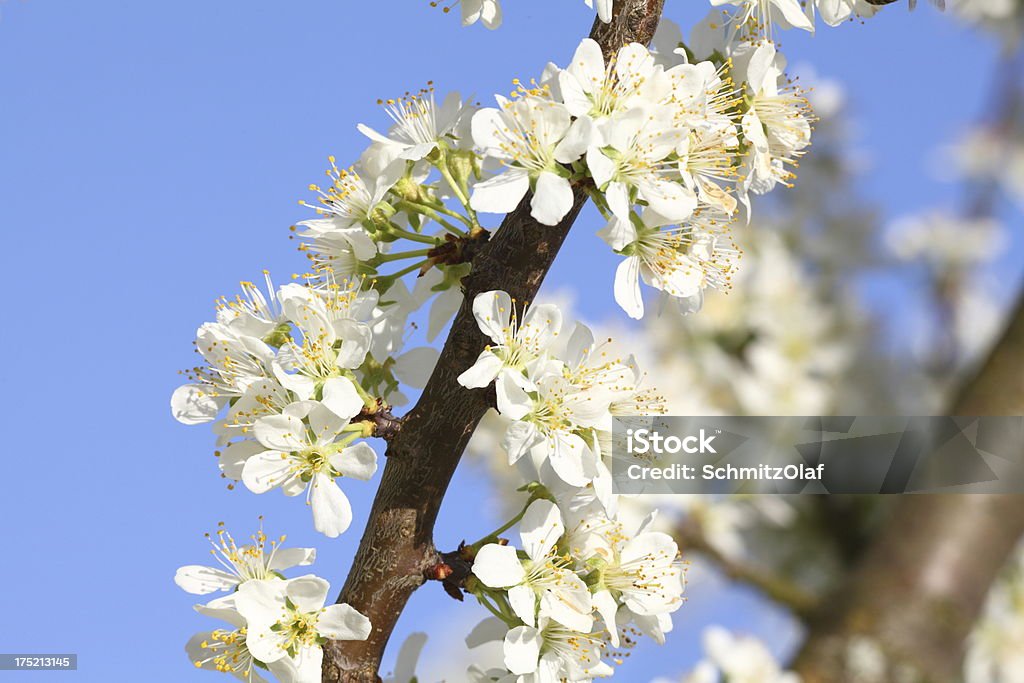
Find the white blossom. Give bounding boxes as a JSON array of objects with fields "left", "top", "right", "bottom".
[
  {"left": 243, "top": 398, "right": 378, "bottom": 538},
  {"left": 358, "top": 88, "right": 471, "bottom": 162},
  {"left": 472, "top": 499, "right": 594, "bottom": 632},
  {"left": 459, "top": 290, "right": 562, "bottom": 390},
  {"left": 470, "top": 94, "right": 589, "bottom": 226},
  {"left": 586, "top": 108, "right": 696, "bottom": 223},
  {"left": 175, "top": 522, "right": 315, "bottom": 595},
  {"left": 235, "top": 575, "right": 371, "bottom": 683}
]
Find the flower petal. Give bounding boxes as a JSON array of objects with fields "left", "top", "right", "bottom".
[
  {"left": 470, "top": 168, "right": 531, "bottom": 214},
  {"left": 519, "top": 499, "right": 564, "bottom": 561},
  {"left": 253, "top": 413, "right": 307, "bottom": 452},
  {"left": 174, "top": 565, "right": 238, "bottom": 595},
  {"left": 457, "top": 350, "right": 505, "bottom": 389},
  {"left": 318, "top": 603, "right": 372, "bottom": 641},
  {"left": 472, "top": 290, "right": 513, "bottom": 344},
  {"left": 472, "top": 543, "right": 526, "bottom": 588},
  {"left": 503, "top": 625, "right": 541, "bottom": 675},
  {"left": 310, "top": 474, "right": 353, "bottom": 538},
  {"left": 530, "top": 172, "right": 575, "bottom": 226},
  {"left": 242, "top": 451, "right": 296, "bottom": 494},
  {"left": 267, "top": 546, "right": 317, "bottom": 572},
  {"left": 614, "top": 255, "right": 644, "bottom": 319},
  {"left": 320, "top": 377, "right": 364, "bottom": 423},
  {"left": 171, "top": 384, "right": 226, "bottom": 425},
  {"left": 331, "top": 442, "right": 378, "bottom": 481},
  {"left": 285, "top": 574, "right": 330, "bottom": 613},
  {"left": 508, "top": 583, "right": 537, "bottom": 627}
]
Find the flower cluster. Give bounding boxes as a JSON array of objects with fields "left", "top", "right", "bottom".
[
  {"left": 456, "top": 291, "right": 685, "bottom": 681},
  {"left": 176, "top": 522, "right": 371, "bottom": 683},
  {"left": 287, "top": 37, "right": 811, "bottom": 323},
  {"left": 171, "top": 274, "right": 435, "bottom": 537},
  {"left": 172, "top": 13, "right": 819, "bottom": 682},
  {"left": 174, "top": 35, "right": 815, "bottom": 531},
  {"left": 291, "top": 37, "right": 813, "bottom": 322}
]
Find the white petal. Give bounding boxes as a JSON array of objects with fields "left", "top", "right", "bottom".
[
  {"left": 310, "top": 474, "right": 353, "bottom": 537},
  {"left": 242, "top": 451, "right": 296, "bottom": 494},
  {"left": 605, "top": 180, "right": 632, "bottom": 221},
  {"left": 502, "top": 420, "right": 543, "bottom": 465},
  {"left": 508, "top": 583, "right": 537, "bottom": 627},
  {"left": 471, "top": 107, "right": 508, "bottom": 151},
  {"left": 639, "top": 178, "right": 696, "bottom": 222},
  {"left": 519, "top": 303, "right": 562, "bottom": 350},
  {"left": 267, "top": 547, "right": 316, "bottom": 571},
  {"left": 267, "top": 646, "right": 321, "bottom": 683},
  {"left": 614, "top": 256, "right": 644, "bottom": 319},
  {"left": 307, "top": 402, "right": 346, "bottom": 444},
  {"left": 332, "top": 442, "right": 378, "bottom": 481},
  {"left": 334, "top": 320, "right": 373, "bottom": 369},
  {"left": 547, "top": 433, "right": 592, "bottom": 487},
  {"left": 519, "top": 499, "right": 563, "bottom": 560},
  {"left": 471, "top": 169, "right": 531, "bottom": 214},
  {"left": 558, "top": 72, "right": 593, "bottom": 119},
  {"left": 585, "top": 148, "right": 617, "bottom": 188},
  {"left": 597, "top": 216, "right": 637, "bottom": 251},
  {"left": 253, "top": 413, "right": 307, "bottom": 452},
  {"left": 503, "top": 625, "right": 541, "bottom": 675},
  {"left": 771, "top": 0, "right": 815, "bottom": 31},
  {"left": 457, "top": 350, "right": 505, "bottom": 389},
  {"left": 320, "top": 376, "right": 365, "bottom": 422},
  {"left": 174, "top": 565, "right": 238, "bottom": 595},
  {"left": 593, "top": 589, "right": 620, "bottom": 647},
  {"left": 219, "top": 439, "right": 262, "bottom": 481},
  {"left": 465, "top": 617, "right": 508, "bottom": 648},
  {"left": 563, "top": 322, "right": 596, "bottom": 368},
  {"left": 530, "top": 172, "right": 575, "bottom": 226},
  {"left": 318, "top": 603, "right": 372, "bottom": 641},
  {"left": 278, "top": 373, "right": 318, "bottom": 405},
  {"left": 356, "top": 123, "right": 393, "bottom": 145},
  {"left": 539, "top": 579, "right": 593, "bottom": 633},
  {"left": 427, "top": 289, "right": 463, "bottom": 341},
  {"left": 553, "top": 116, "right": 593, "bottom": 163},
  {"left": 568, "top": 38, "right": 605, "bottom": 90},
  {"left": 479, "top": 0, "right": 502, "bottom": 29},
  {"left": 472, "top": 543, "right": 526, "bottom": 588},
  {"left": 495, "top": 373, "right": 532, "bottom": 420},
  {"left": 472, "top": 290, "right": 513, "bottom": 343},
  {"left": 171, "top": 384, "right": 225, "bottom": 425},
  {"left": 285, "top": 574, "right": 330, "bottom": 612}
]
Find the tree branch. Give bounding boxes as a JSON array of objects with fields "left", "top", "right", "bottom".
[
  {"left": 675, "top": 518, "right": 821, "bottom": 617},
  {"left": 793, "top": 291, "right": 1024, "bottom": 683},
  {"left": 321, "top": 4, "right": 666, "bottom": 681}
]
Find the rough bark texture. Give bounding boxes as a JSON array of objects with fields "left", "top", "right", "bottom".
[
  {"left": 793, "top": 293, "right": 1024, "bottom": 683},
  {"left": 321, "top": 4, "right": 665, "bottom": 681}
]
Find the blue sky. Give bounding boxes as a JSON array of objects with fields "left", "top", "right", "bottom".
[{"left": 0, "top": 1, "right": 1018, "bottom": 681}]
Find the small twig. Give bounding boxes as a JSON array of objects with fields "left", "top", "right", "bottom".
[
  {"left": 420, "top": 227, "right": 490, "bottom": 275},
  {"left": 424, "top": 542, "right": 478, "bottom": 602},
  {"left": 354, "top": 399, "right": 404, "bottom": 442}
]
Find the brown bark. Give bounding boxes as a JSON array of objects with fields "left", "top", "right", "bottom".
[
  {"left": 793, "top": 293, "right": 1024, "bottom": 683},
  {"left": 320, "top": 4, "right": 666, "bottom": 681}
]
